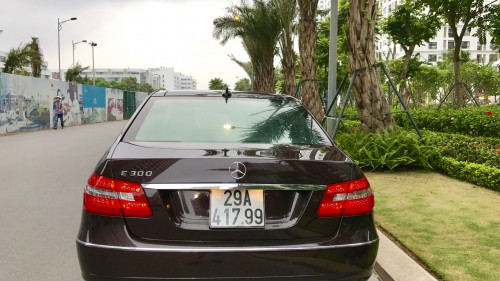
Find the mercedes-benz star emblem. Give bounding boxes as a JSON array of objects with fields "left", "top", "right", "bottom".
[{"left": 229, "top": 162, "right": 247, "bottom": 180}]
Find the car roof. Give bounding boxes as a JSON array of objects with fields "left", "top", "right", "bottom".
[{"left": 151, "top": 90, "right": 297, "bottom": 101}]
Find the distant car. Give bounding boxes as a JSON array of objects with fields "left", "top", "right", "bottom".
[{"left": 76, "top": 90, "right": 378, "bottom": 281}]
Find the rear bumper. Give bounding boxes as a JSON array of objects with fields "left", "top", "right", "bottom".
[
  {"left": 77, "top": 239, "right": 378, "bottom": 281},
  {"left": 76, "top": 212, "right": 378, "bottom": 281}
]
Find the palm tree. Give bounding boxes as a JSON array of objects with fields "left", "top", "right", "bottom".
[
  {"left": 272, "top": 0, "right": 298, "bottom": 97},
  {"left": 28, "top": 37, "right": 43, "bottom": 78},
  {"left": 3, "top": 44, "right": 32, "bottom": 75},
  {"left": 228, "top": 54, "right": 253, "bottom": 80},
  {"left": 209, "top": 78, "right": 229, "bottom": 90},
  {"left": 65, "top": 63, "right": 89, "bottom": 82},
  {"left": 213, "top": 0, "right": 280, "bottom": 93},
  {"left": 347, "top": 0, "right": 394, "bottom": 132},
  {"left": 297, "top": 0, "right": 323, "bottom": 121}
]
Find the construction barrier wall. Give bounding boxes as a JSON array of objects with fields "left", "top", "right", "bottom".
[{"left": 0, "top": 72, "right": 147, "bottom": 134}]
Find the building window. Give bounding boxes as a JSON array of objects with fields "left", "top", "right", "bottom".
[
  {"left": 448, "top": 41, "right": 455, "bottom": 49},
  {"left": 111, "top": 72, "right": 123, "bottom": 75},
  {"left": 477, "top": 54, "right": 483, "bottom": 63},
  {"left": 428, "top": 54, "right": 437, "bottom": 62},
  {"left": 461, "top": 41, "right": 469, "bottom": 49},
  {"left": 477, "top": 43, "right": 482, "bottom": 51},
  {"left": 448, "top": 28, "right": 454, "bottom": 38},
  {"left": 428, "top": 42, "right": 437, "bottom": 49},
  {"left": 490, "top": 54, "right": 498, "bottom": 63},
  {"left": 0, "top": 56, "right": 6, "bottom": 63}
]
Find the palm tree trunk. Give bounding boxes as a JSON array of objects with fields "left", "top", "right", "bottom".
[
  {"left": 254, "top": 55, "right": 275, "bottom": 93},
  {"left": 282, "top": 47, "right": 297, "bottom": 97},
  {"left": 348, "top": 0, "right": 394, "bottom": 132},
  {"left": 298, "top": 0, "right": 323, "bottom": 121}
]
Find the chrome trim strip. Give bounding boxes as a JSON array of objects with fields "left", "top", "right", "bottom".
[
  {"left": 76, "top": 238, "right": 378, "bottom": 253},
  {"left": 141, "top": 183, "right": 326, "bottom": 191}
]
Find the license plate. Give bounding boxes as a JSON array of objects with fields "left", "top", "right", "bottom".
[{"left": 210, "top": 189, "right": 265, "bottom": 228}]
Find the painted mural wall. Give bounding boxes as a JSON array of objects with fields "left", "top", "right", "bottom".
[
  {"left": 106, "top": 88, "right": 124, "bottom": 121},
  {"left": 0, "top": 72, "right": 147, "bottom": 135}
]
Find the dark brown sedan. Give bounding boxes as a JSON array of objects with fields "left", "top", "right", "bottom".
[{"left": 76, "top": 90, "right": 378, "bottom": 280}]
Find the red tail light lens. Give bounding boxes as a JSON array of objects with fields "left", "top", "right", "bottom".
[
  {"left": 317, "top": 177, "right": 374, "bottom": 217},
  {"left": 83, "top": 173, "right": 152, "bottom": 217}
]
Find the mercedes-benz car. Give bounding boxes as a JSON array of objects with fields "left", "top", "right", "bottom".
[{"left": 76, "top": 90, "right": 378, "bottom": 281}]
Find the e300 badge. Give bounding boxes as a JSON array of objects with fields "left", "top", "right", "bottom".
[{"left": 120, "top": 170, "right": 153, "bottom": 177}]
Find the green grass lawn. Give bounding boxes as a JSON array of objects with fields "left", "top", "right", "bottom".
[{"left": 367, "top": 171, "right": 500, "bottom": 281}]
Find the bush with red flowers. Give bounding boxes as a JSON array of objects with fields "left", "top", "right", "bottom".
[{"left": 395, "top": 105, "right": 499, "bottom": 138}]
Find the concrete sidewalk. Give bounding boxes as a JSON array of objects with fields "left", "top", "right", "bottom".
[{"left": 376, "top": 229, "right": 438, "bottom": 281}]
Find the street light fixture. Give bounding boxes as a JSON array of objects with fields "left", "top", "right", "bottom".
[
  {"left": 58, "top": 17, "right": 77, "bottom": 80},
  {"left": 89, "top": 42, "right": 97, "bottom": 86},
  {"left": 72, "top": 39, "right": 87, "bottom": 66}
]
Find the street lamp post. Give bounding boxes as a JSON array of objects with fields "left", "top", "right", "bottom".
[
  {"left": 58, "top": 17, "right": 77, "bottom": 80},
  {"left": 89, "top": 42, "right": 97, "bottom": 86},
  {"left": 72, "top": 40, "right": 87, "bottom": 66}
]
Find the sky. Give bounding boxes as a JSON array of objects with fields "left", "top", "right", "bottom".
[{"left": 0, "top": 0, "right": 251, "bottom": 89}]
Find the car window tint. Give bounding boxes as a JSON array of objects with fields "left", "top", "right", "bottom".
[{"left": 127, "top": 97, "right": 330, "bottom": 145}]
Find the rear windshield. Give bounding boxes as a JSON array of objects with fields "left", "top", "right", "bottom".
[{"left": 123, "top": 96, "right": 331, "bottom": 145}]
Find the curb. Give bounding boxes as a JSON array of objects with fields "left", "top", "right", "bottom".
[{"left": 376, "top": 229, "right": 438, "bottom": 281}]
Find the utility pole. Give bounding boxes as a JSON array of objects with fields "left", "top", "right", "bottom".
[{"left": 327, "top": 0, "right": 339, "bottom": 137}]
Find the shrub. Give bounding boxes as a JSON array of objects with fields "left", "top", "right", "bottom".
[
  {"left": 436, "top": 157, "right": 500, "bottom": 191},
  {"left": 395, "top": 105, "right": 500, "bottom": 138},
  {"left": 425, "top": 130, "right": 500, "bottom": 168},
  {"left": 336, "top": 129, "right": 438, "bottom": 171}
]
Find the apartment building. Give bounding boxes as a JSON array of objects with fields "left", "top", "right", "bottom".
[
  {"left": 57, "top": 66, "right": 197, "bottom": 90},
  {"left": 376, "top": 0, "right": 499, "bottom": 64}
]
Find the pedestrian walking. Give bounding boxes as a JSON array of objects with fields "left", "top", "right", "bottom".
[{"left": 53, "top": 96, "right": 64, "bottom": 129}]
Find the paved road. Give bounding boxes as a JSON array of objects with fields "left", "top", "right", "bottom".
[
  {"left": 0, "top": 121, "right": 381, "bottom": 281},
  {"left": 0, "top": 121, "right": 128, "bottom": 281}
]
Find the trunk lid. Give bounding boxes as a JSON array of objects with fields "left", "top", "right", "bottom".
[{"left": 102, "top": 142, "right": 358, "bottom": 244}]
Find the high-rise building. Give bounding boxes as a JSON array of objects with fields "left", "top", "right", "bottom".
[
  {"left": 376, "top": 1, "right": 499, "bottom": 65},
  {"left": 318, "top": 0, "right": 331, "bottom": 11}
]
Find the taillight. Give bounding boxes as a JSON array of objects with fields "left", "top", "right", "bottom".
[
  {"left": 317, "top": 177, "right": 374, "bottom": 217},
  {"left": 83, "top": 173, "right": 152, "bottom": 217}
]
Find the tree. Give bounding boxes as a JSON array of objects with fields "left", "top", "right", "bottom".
[
  {"left": 297, "top": 0, "right": 322, "bottom": 121},
  {"left": 347, "top": 0, "right": 394, "bottom": 132},
  {"left": 272, "top": 0, "right": 298, "bottom": 97},
  {"left": 27, "top": 37, "right": 43, "bottom": 78},
  {"left": 119, "top": 77, "right": 139, "bottom": 91},
  {"left": 421, "top": 0, "right": 496, "bottom": 108},
  {"left": 228, "top": 54, "right": 253, "bottom": 80},
  {"left": 380, "top": 1, "right": 441, "bottom": 104},
  {"left": 65, "top": 63, "right": 89, "bottom": 82},
  {"left": 209, "top": 78, "right": 229, "bottom": 90},
  {"left": 3, "top": 45, "right": 31, "bottom": 75},
  {"left": 234, "top": 78, "right": 251, "bottom": 91},
  {"left": 213, "top": 0, "right": 280, "bottom": 93}
]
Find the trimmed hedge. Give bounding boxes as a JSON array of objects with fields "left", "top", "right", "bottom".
[
  {"left": 436, "top": 157, "right": 500, "bottom": 191},
  {"left": 395, "top": 105, "right": 499, "bottom": 138},
  {"left": 425, "top": 130, "right": 500, "bottom": 168}
]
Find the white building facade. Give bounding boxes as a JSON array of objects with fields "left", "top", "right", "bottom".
[
  {"left": 376, "top": 1, "right": 499, "bottom": 65},
  {"left": 57, "top": 66, "right": 197, "bottom": 90}
]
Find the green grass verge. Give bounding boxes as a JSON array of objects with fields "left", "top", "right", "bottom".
[{"left": 368, "top": 171, "right": 500, "bottom": 281}]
